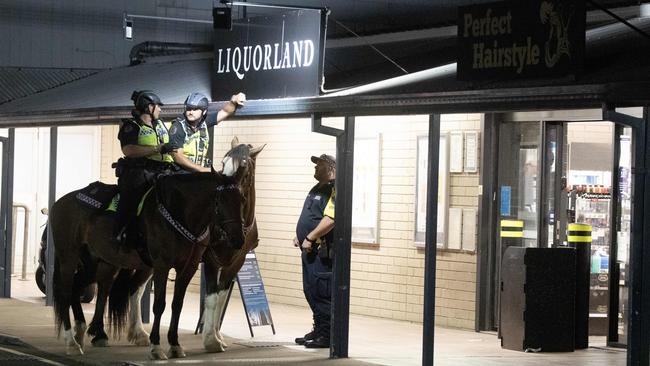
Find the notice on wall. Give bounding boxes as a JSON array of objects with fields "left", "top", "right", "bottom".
[
  {"left": 500, "top": 185, "right": 512, "bottom": 217},
  {"left": 237, "top": 251, "right": 275, "bottom": 334},
  {"left": 457, "top": 0, "right": 585, "bottom": 81}
]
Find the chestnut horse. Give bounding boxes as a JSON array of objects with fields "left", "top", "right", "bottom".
[{"left": 202, "top": 137, "right": 265, "bottom": 352}]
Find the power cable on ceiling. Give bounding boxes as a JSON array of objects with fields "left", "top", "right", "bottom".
[{"left": 330, "top": 17, "right": 409, "bottom": 74}]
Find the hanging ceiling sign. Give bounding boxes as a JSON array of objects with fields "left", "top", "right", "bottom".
[
  {"left": 212, "top": 9, "right": 326, "bottom": 101},
  {"left": 457, "top": 0, "right": 585, "bottom": 81}
]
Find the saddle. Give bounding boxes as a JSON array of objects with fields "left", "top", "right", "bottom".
[{"left": 75, "top": 181, "right": 118, "bottom": 211}]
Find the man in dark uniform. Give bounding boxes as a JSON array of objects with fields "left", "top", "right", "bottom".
[
  {"left": 114, "top": 90, "right": 176, "bottom": 245},
  {"left": 293, "top": 153, "right": 336, "bottom": 348}
]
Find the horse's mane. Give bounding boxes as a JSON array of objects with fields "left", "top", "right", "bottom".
[{"left": 224, "top": 143, "right": 250, "bottom": 162}]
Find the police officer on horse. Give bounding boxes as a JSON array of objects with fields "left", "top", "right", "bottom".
[
  {"left": 168, "top": 92, "right": 246, "bottom": 173},
  {"left": 114, "top": 90, "right": 176, "bottom": 245}
]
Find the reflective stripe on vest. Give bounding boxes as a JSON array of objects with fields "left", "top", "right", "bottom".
[
  {"left": 180, "top": 120, "right": 209, "bottom": 167},
  {"left": 567, "top": 223, "right": 592, "bottom": 243},
  {"left": 500, "top": 219, "right": 524, "bottom": 238},
  {"left": 136, "top": 120, "right": 174, "bottom": 163}
]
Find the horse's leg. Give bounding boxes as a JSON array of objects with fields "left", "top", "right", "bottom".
[
  {"left": 87, "top": 262, "right": 119, "bottom": 347},
  {"left": 70, "top": 288, "right": 87, "bottom": 350},
  {"left": 148, "top": 268, "right": 169, "bottom": 360},
  {"left": 166, "top": 263, "right": 199, "bottom": 359},
  {"left": 127, "top": 268, "right": 153, "bottom": 346},
  {"left": 212, "top": 286, "right": 231, "bottom": 348},
  {"left": 202, "top": 263, "right": 227, "bottom": 352},
  {"left": 56, "top": 263, "right": 84, "bottom": 356}
]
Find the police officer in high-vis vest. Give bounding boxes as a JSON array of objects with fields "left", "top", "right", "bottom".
[
  {"left": 293, "top": 154, "right": 336, "bottom": 349},
  {"left": 115, "top": 90, "right": 176, "bottom": 244},
  {"left": 168, "top": 92, "right": 246, "bottom": 172}
]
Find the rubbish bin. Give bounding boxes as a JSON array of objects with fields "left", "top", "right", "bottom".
[{"left": 500, "top": 247, "right": 576, "bottom": 352}]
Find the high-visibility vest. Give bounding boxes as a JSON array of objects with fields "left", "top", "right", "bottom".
[
  {"left": 129, "top": 119, "right": 174, "bottom": 163},
  {"left": 178, "top": 119, "right": 210, "bottom": 167}
]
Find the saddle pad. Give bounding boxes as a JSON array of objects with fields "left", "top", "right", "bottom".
[{"left": 75, "top": 181, "right": 118, "bottom": 211}]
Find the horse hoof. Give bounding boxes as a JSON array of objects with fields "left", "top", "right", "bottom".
[
  {"left": 203, "top": 337, "right": 225, "bottom": 353},
  {"left": 73, "top": 322, "right": 87, "bottom": 349},
  {"left": 149, "top": 345, "right": 168, "bottom": 360},
  {"left": 167, "top": 345, "right": 186, "bottom": 358},
  {"left": 91, "top": 338, "right": 109, "bottom": 347},
  {"left": 216, "top": 332, "right": 228, "bottom": 348},
  {"left": 66, "top": 345, "right": 84, "bottom": 356},
  {"left": 128, "top": 330, "right": 150, "bottom": 346}
]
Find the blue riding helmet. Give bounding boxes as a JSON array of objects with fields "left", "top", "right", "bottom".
[{"left": 184, "top": 92, "right": 209, "bottom": 111}]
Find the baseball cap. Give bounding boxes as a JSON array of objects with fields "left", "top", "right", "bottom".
[{"left": 311, "top": 154, "right": 336, "bottom": 166}]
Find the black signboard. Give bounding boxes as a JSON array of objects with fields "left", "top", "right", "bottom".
[
  {"left": 457, "top": 0, "right": 585, "bottom": 81},
  {"left": 237, "top": 251, "right": 275, "bottom": 336},
  {"left": 212, "top": 9, "right": 326, "bottom": 100}
]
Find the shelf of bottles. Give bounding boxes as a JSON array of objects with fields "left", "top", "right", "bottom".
[{"left": 571, "top": 185, "right": 610, "bottom": 335}]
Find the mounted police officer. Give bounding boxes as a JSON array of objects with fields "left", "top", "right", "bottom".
[
  {"left": 168, "top": 92, "right": 246, "bottom": 172},
  {"left": 292, "top": 153, "right": 336, "bottom": 349},
  {"left": 114, "top": 90, "right": 176, "bottom": 245}
]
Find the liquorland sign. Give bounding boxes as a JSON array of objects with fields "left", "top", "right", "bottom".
[
  {"left": 457, "top": 0, "right": 585, "bottom": 81},
  {"left": 212, "top": 9, "right": 326, "bottom": 100}
]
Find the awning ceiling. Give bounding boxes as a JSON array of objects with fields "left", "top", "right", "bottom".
[{"left": 0, "top": 59, "right": 212, "bottom": 114}]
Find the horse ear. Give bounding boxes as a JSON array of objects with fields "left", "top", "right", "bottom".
[
  {"left": 250, "top": 143, "right": 266, "bottom": 158},
  {"left": 231, "top": 136, "right": 239, "bottom": 149}
]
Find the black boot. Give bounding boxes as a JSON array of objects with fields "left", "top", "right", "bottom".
[
  {"left": 294, "top": 326, "right": 316, "bottom": 345},
  {"left": 304, "top": 323, "right": 329, "bottom": 348}
]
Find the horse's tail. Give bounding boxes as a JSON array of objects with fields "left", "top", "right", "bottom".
[
  {"left": 52, "top": 254, "right": 64, "bottom": 337},
  {"left": 108, "top": 268, "right": 133, "bottom": 338}
]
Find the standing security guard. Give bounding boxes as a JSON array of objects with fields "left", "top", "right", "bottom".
[
  {"left": 114, "top": 90, "right": 176, "bottom": 245},
  {"left": 292, "top": 154, "right": 336, "bottom": 349},
  {"left": 168, "top": 92, "right": 246, "bottom": 172}
]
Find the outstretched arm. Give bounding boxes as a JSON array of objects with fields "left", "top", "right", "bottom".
[{"left": 215, "top": 92, "right": 246, "bottom": 124}]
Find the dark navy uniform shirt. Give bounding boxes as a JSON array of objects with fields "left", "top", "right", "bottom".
[{"left": 296, "top": 180, "right": 335, "bottom": 244}]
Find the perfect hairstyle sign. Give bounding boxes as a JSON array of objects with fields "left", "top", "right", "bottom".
[
  {"left": 457, "top": 0, "right": 585, "bottom": 81},
  {"left": 212, "top": 9, "right": 326, "bottom": 100}
]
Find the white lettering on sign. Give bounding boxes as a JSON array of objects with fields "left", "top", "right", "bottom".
[{"left": 216, "top": 39, "right": 315, "bottom": 80}]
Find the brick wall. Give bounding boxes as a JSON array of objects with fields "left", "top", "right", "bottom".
[{"left": 98, "top": 114, "right": 482, "bottom": 329}]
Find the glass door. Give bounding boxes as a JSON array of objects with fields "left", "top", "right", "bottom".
[
  {"left": 608, "top": 126, "right": 632, "bottom": 347},
  {"left": 494, "top": 121, "right": 540, "bottom": 327}
]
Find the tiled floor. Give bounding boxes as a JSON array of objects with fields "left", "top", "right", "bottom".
[{"left": 0, "top": 276, "right": 628, "bottom": 366}]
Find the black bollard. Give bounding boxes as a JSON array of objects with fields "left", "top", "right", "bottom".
[{"left": 567, "top": 223, "right": 592, "bottom": 350}]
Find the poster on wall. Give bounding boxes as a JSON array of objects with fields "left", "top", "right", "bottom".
[
  {"left": 212, "top": 9, "right": 326, "bottom": 100},
  {"left": 415, "top": 134, "right": 449, "bottom": 247}
]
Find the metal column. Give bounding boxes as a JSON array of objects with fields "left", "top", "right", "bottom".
[
  {"left": 602, "top": 105, "right": 649, "bottom": 366},
  {"left": 0, "top": 130, "right": 15, "bottom": 298},
  {"left": 311, "top": 114, "right": 354, "bottom": 358},
  {"left": 422, "top": 114, "right": 440, "bottom": 366},
  {"left": 628, "top": 107, "right": 650, "bottom": 366},
  {"left": 46, "top": 127, "right": 57, "bottom": 306}
]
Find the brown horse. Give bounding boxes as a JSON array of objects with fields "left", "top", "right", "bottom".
[
  {"left": 201, "top": 137, "right": 265, "bottom": 352},
  {"left": 50, "top": 171, "right": 245, "bottom": 359}
]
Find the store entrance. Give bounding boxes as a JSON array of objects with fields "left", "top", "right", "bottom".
[{"left": 491, "top": 119, "right": 632, "bottom": 348}]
